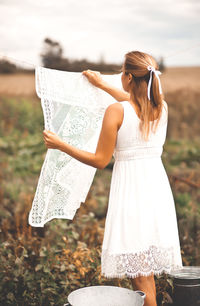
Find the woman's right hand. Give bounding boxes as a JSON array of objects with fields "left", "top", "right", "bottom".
[{"left": 82, "top": 70, "right": 105, "bottom": 88}]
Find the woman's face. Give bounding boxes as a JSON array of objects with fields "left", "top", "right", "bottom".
[{"left": 121, "top": 64, "right": 132, "bottom": 93}]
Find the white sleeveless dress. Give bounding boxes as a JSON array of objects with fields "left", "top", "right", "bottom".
[{"left": 101, "top": 100, "right": 183, "bottom": 278}]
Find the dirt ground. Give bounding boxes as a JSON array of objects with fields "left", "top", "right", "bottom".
[{"left": 0, "top": 66, "right": 199, "bottom": 97}]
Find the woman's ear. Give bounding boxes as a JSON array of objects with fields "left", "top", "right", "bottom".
[{"left": 128, "top": 73, "right": 133, "bottom": 84}]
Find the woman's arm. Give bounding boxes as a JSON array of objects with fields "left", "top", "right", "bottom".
[
  {"left": 82, "top": 70, "right": 130, "bottom": 102},
  {"left": 99, "top": 81, "right": 130, "bottom": 102},
  {"left": 43, "top": 102, "right": 124, "bottom": 169}
]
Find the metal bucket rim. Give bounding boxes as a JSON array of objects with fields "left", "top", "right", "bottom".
[
  {"left": 169, "top": 266, "right": 200, "bottom": 280},
  {"left": 68, "top": 285, "right": 145, "bottom": 305}
]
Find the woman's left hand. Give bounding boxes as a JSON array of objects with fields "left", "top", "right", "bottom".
[
  {"left": 43, "top": 130, "right": 63, "bottom": 150},
  {"left": 82, "top": 70, "right": 105, "bottom": 88}
]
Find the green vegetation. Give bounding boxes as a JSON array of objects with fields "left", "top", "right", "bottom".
[{"left": 0, "top": 95, "right": 199, "bottom": 305}]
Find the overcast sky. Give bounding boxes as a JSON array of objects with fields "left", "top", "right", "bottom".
[{"left": 0, "top": 0, "right": 200, "bottom": 67}]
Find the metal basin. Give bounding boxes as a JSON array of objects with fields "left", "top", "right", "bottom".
[{"left": 64, "top": 285, "right": 146, "bottom": 306}]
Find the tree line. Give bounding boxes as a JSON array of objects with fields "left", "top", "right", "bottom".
[{"left": 0, "top": 37, "right": 165, "bottom": 73}]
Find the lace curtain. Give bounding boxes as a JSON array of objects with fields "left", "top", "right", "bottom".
[{"left": 28, "top": 67, "right": 122, "bottom": 227}]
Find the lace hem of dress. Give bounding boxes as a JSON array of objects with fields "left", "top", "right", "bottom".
[{"left": 101, "top": 245, "right": 182, "bottom": 279}]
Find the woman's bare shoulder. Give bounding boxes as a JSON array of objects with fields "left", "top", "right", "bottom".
[
  {"left": 106, "top": 101, "right": 124, "bottom": 113},
  {"left": 104, "top": 102, "right": 124, "bottom": 128}
]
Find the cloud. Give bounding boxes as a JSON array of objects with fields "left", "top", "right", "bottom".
[{"left": 0, "top": 0, "right": 199, "bottom": 66}]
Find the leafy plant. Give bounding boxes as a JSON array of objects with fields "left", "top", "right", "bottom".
[{"left": 0, "top": 95, "right": 200, "bottom": 305}]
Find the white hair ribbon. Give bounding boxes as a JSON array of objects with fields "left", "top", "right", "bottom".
[{"left": 147, "top": 65, "right": 162, "bottom": 100}]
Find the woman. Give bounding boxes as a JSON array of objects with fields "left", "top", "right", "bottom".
[{"left": 43, "top": 51, "right": 182, "bottom": 306}]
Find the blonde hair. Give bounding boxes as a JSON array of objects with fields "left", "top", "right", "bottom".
[{"left": 124, "top": 50, "right": 165, "bottom": 141}]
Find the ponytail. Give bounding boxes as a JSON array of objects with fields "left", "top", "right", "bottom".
[{"left": 124, "top": 51, "right": 165, "bottom": 141}]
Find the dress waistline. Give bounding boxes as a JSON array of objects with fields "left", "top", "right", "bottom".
[{"left": 113, "top": 146, "right": 163, "bottom": 161}]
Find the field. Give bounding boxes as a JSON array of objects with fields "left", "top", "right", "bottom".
[
  {"left": 0, "top": 67, "right": 200, "bottom": 305},
  {"left": 0, "top": 67, "right": 200, "bottom": 97},
  {"left": 161, "top": 66, "right": 200, "bottom": 93}
]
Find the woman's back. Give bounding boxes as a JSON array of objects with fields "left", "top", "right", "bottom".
[{"left": 113, "top": 100, "right": 168, "bottom": 161}]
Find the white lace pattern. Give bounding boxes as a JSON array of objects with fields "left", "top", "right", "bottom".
[
  {"left": 101, "top": 245, "right": 181, "bottom": 278},
  {"left": 28, "top": 67, "right": 122, "bottom": 227}
]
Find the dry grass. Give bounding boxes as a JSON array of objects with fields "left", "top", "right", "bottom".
[
  {"left": 161, "top": 66, "right": 200, "bottom": 93},
  {"left": 0, "top": 73, "right": 36, "bottom": 97},
  {"left": 0, "top": 66, "right": 199, "bottom": 97}
]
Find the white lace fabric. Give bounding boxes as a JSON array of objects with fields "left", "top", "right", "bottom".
[{"left": 28, "top": 67, "right": 122, "bottom": 227}]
